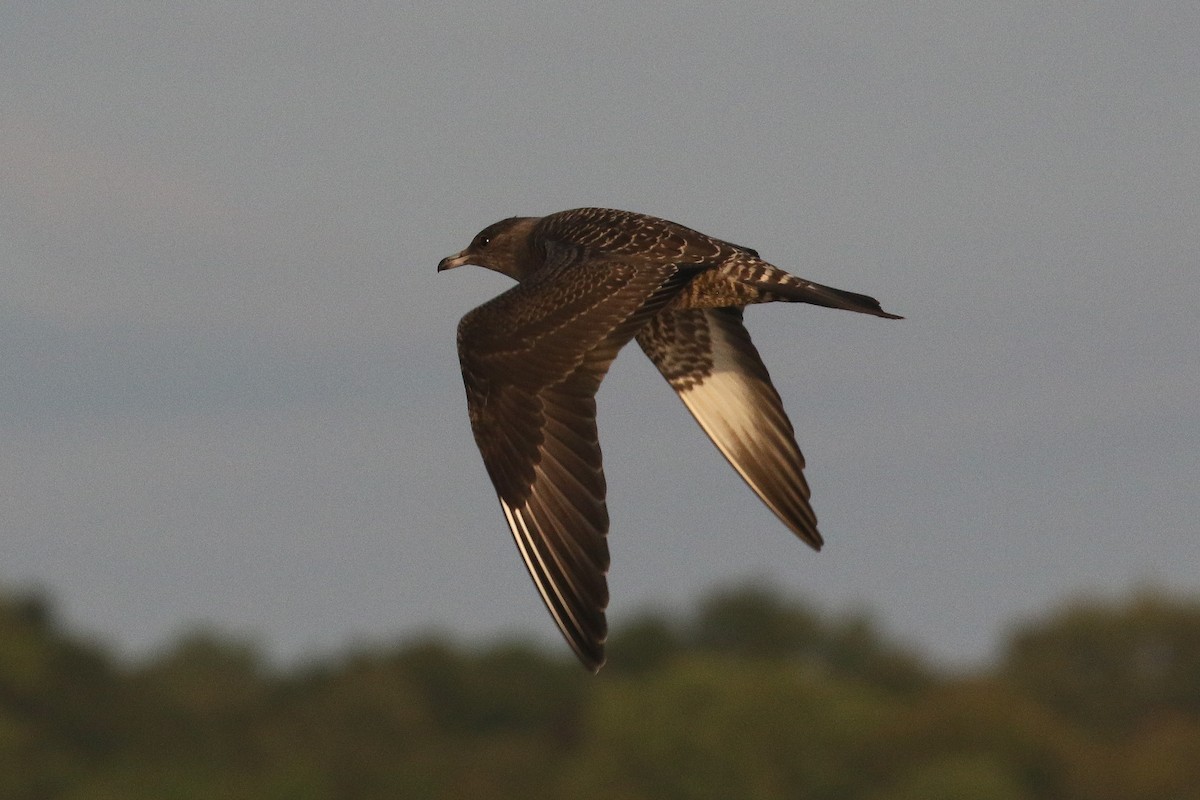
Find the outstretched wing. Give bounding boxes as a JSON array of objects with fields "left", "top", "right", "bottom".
[
  {"left": 458, "top": 258, "right": 701, "bottom": 670},
  {"left": 636, "top": 306, "right": 822, "bottom": 549}
]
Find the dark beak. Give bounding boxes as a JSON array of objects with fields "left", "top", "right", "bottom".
[{"left": 437, "top": 250, "right": 471, "bottom": 272}]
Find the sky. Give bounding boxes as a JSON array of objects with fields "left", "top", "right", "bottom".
[{"left": 2, "top": 3, "right": 1197, "bottom": 668}]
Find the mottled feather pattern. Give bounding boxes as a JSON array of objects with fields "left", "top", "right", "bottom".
[
  {"left": 636, "top": 310, "right": 714, "bottom": 391},
  {"left": 637, "top": 307, "right": 820, "bottom": 548},
  {"left": 535, "top": 208, "right": 738, "bottom": 266},
  {"left": 440, "top": 207, "right": 900, "bottom": 669}
]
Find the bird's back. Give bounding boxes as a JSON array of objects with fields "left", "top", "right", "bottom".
[{"left": 534, "top": 208, "right": 754, "bottom": 266}]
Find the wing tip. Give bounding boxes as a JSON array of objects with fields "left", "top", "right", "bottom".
[
  {"left": 563, "top": 612, "right": 608, "bottom": 673},
  {"left": 580, "top": 649, "right": 606, "bottom": 674},
  {"left": 784, "top": 514, "right": 824, "bottom": 552}
]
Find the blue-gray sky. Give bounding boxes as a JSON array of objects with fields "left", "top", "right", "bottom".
[{"left": 2, "top": 3, "right": 1197, "bottom": 666}]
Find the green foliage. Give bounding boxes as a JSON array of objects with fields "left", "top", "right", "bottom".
[
  {"left": 564, "top": 657, "right": 894, "bottom": 799},
  {"left": 691, "top": 584, "right": 933, "bottom": 693},
  {"left": 867, "top": 753, "right": 1033, "bottom": 800},
  {"left": 0, "top": 591, "right": 130, "bottom": 799},
  {"left": 2, "top": 584, "right": 1199, "bottom": 799},
  {"left": 1001, "top": 590, "right": 1200, "bottom": 734},
  {"left": 609, "top": 584, "right": 933, "bottom": 694},
  {"left": 864, "top": 678, "right": 1102, "bottom": 800}
]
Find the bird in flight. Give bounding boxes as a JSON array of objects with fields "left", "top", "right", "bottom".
[{"left": 439, "top": 207, "right": 901, "bottom": 671}]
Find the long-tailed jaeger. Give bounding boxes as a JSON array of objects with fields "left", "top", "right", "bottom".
[{"left": 438, "top": 207, "right": 901, "bottom": 671}]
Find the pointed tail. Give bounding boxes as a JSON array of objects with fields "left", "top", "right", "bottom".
[{"left": 748, "top": 272, "right": 903, "bottom": 320}]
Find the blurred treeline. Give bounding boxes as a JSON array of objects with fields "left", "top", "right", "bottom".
[{"left": 2, "top": 585, "right": 1199, "bottom": 799}]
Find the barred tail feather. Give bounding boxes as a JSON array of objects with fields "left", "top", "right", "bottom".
[{"left": 749, "top": 272, "right": 903, "bottom": 319}]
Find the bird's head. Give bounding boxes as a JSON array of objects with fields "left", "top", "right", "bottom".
[{"left": 438, "top": 216, "right": 539, "bottom": 281}]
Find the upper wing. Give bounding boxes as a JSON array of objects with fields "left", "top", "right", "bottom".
[
  {"left": 457, "top": 259, "right": 701, "bottom": 671},
  {"left": 636, "top": 307, "right": 822, "bottom": 550}
]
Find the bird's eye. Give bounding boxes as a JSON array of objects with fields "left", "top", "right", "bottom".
[{"left": 476, "top": 235, "right": 491, "bottom": 248}]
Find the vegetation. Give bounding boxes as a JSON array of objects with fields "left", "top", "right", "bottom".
[{"left": 2, "top": 584, "right": 1199, "bottom": 799}]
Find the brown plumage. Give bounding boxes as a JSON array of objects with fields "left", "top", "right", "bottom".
[{"left": 438, "top": 207, "right": 901, "bottom": 671}]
